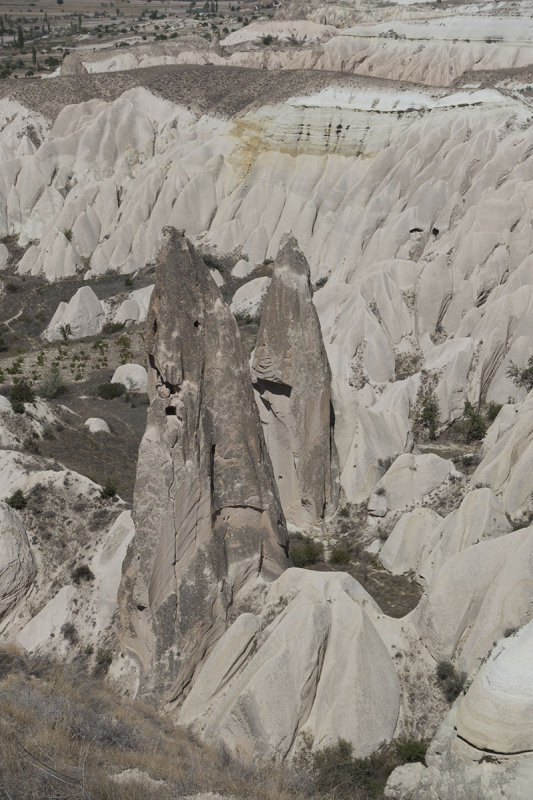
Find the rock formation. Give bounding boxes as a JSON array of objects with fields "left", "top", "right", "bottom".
[
  {"left": 252, "top": 236, "right": 338, "bottom": 529},
  {"left": 0, "top": 503, "right": 36, "bottom": 625},
  {"left": 179, "top": 568, "right": 400, "bottom": 762},
  {"left": 118, "top": 227, "right": 290, "bottom": 707}
]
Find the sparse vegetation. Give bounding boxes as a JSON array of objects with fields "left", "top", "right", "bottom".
[
  {"left": 9, "top": 376, "right": 35, "bottom": 413},
  {"left": 463, "top": 400, "right": 487, "bottom": 442},
  {"left": 38, "top": 363, "right": 64, "bottom": 399},
  {"left": 102, "top": 321, "right": 125, "bottom": 334},
  {"left": 100, "top": 478, "right": 117, "bottom": 499},
  {"left": 486, "top": 401, "right": 502, "bottom": 421},
  {"left": 507, "top": 356, "right": 533, "bottom": 392},
  {"left": 71, "top": 564, "right": 95, "bottom": 584},
  {"left": 290, "top": 536, "right": 324, "bottom": 567},
  {"left": 418, "top": 391, "right": 439, "bottom": 440},
  {"left": 98, "top": 382, "right": 124, "bottom": 400},
  {"left": 297, "top": 736, "right": 427, "bottom": 799},
  {"left": 5, "top": 489, "right": 27, "bottom": 510},
  {"left": 436, "top": 660, "right": 466, "bottom": 703},
  {"left": 329, "top": 544, "right": 351, "bottom": 565}
]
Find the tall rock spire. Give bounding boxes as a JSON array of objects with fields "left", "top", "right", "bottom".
[
  {"left": 119, "top": 227, "right": 289, "bottom": 708},
  {"left": 252, "top": 234, "right": 339, "bottom": 529}
]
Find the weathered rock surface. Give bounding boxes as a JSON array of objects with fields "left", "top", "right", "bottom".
[
  {"left": 0, "top": 502, "right": 36, "bottom": 623},
  {"left": 118, "top": 228, "right": 289, "bottom": 707},
  {"left": 179, "top": 568, "right": 400, "bottom": 762},
  {"left": 230, "top": 276, "right": 270, "bottom": 322},
  {"left": 84, "top": 417, "right": 111, "bottom": 434},
  {"left": 386, "top": 621, "right": 533, "bottom": 799},
  {"left": 251, "top": 236, "right": 338, "bottom": 528},
  {"left": 44, "top": 285, "right": 104, "bottom": 341},
  {"left": 111, "top": 364, "right": 148, "bottom": 394}
]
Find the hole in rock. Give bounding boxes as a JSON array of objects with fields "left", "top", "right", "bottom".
[
  {"left": 410, "top": 227, "right": 423, "bottom": 234},
  {"left": 153, "top": 319, "right": 158, "bottom": 334},
  {"left": 193, "top": 320, "right": 200, "bottom": 328},
  {"left": 136, "top": 604, "right": 147, "bottom": 611},
  {"left": 432, "top": 227, "right": 440, "bottom": 236},
  {"left": 165, "top": 406, "right": 177, "bottom": 416}
]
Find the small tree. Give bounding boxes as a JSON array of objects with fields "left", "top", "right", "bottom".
[
  {"left": 31, "top": 44, "right": 36, "bottom": 67},
  {"left": 507, "top": 356, "right": 533, "bottom": 392},
  {"left": 9, "top": 377, "right": 34, "bottom": 414},
  {"left": 419, "top": 391, "right": 439, "bottom": 440},
  {"left": 16, "top": 25, "right": 23, "bottom": 51},
  {"left": 463, "top": 400, "right": 486, "bottom": 442}
]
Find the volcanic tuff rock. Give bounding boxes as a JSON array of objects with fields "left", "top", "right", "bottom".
[
  {"left": 252, "top": 235, "right": 338, "bottom": 529},
  {"left": 178, "top": 568, "right": 400, "bottom": 762},
  {"left": 118, "top": 228, "right": 289, "bottom": 707},
  {"left": 0, "top": 503, "right": 36, "bottom": 623}
]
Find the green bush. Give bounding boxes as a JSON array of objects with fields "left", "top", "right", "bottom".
[
  {"left": 101, "top": 321, "right": 125, "bottom": 334},
  {"left": 463, "top": 400, "right": 486, "bottom": 442},
  {"left": 9, "top": 377, "right": 34, "bottom": 413},
  {"left": 329, "top": 545, "right": 350, "bottom": 565},
  {"left": 98, "top": 382, "right": 124, "bottom": 400},
  {"left": 486, "top": 402, "right": 502, "bottom": 421},
  {"left": 419, "top": 391, "right": 439, "bottom": 440},
  {"left": 38, "top": 363, "right": 64, "bottom": 399},
  {"left": 72, "top": 564, "right": 95, "bottom": 584},
  {"left": 507, "top": 356, "right": 533, "bottom": 391},
  {"left": 436, "top": 660, "right": 466, "bottom": 703},
  {"left": 5, "top": 489, "right": 26, "bottom": 510},
  {"left": 290, "top": 537, "right": 324, "bottom": 567},
  {"left": 100, "top": 478, "right": 117, "bottom": 499},
  {"left": 299, "top": 736, "right": 427, "bottom": 800}
]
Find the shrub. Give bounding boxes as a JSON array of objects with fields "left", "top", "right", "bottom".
[
  {"left": 101, "top": 321, "right": 125, "bottom": 334},
  {"left": 124, "top": 275, "right": 134, "bottom": 287},
  {"left": 329, "top": 545, "right": 350, "bottom": 565},
  {"left": 436, "top": 660, "right": 466, "bottom": 702},
  {"left": 261, "top": 33, "right": 273, "bottom": 44},
  {"left": 9, "top": 377, "right": 34, "bottom": 413},
  {"left": 299, "top": 736, "right": 426, "bottom": 799},
  {"left": 38, "top": 363, "right": 64, "bottom": 399},
  {"left": 63, "top": 228, "right": 73, "bottom": 242},
  {"left": 98, "top": 382, "right": 124, "bottom": 399},
  {"left": 5, "top": 489, "right": 26, "bottom": 510},
  {"left": 94, "top": 648, "right": 113, "bottom": 675},
  {"left": 338, "top": 507, "right": 350, "bottom": 519},
  {"left": 61, "top": 622, "right": 78, "bottom": 644},
  {"left": 463, "top": 400, "right": 486, "bottom": 441},
  {"left": 486, "top": 402, "right": 502, "bottom": 421},
  {"left": 419, "top": 391, "right": 439, "bottom": 440},
  {"left": 59, "top": 322, "right": 72, "bottom": 342},
  {"left": 100, "top": 478, "right": 117, "bottom": 499},
  {"left": 507, "top": 356, "right": 533, "bottom": 392},
  {"left": 290, "top": 537, "right": 324, "bottom": 567},
  {"left": 72, "top": 564, "right": 95, "bottom": 584}
]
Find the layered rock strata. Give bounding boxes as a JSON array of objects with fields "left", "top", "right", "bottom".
[{"left": 119, "top": 228, "right": 290, "bottom": 707}]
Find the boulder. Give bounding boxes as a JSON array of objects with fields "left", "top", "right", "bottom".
[
  {"left": 251, "top": 236, "right": 338, "bottom": 528},
  {"left": 118, "top": 228, "right": 289, "bottom": 707},
  {"left": 0, "top": 502, "right": 36, "bottom": 624},
  {"left": 230, "top": 276, "right": 270, "bottom": 321},
  {"left": 379, "top": 508, "right": 443, "bottom": 575},
  {"left": 84, "top": 417, "right": 110, "bottom": 434},
  {"left": 114, "top": 284, "right": 154, "bottom": 326},
  {"left": 111, "top": 363, "right": 148, "bottom": 394},
  {"left": 44, "top": 286, "right": 104, "bottom": 341}
]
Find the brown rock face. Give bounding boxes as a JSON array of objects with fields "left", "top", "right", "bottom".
[
  {"left": 119, "top": 228, "right": 289, "bottom": 708},
  {"left": 252, "top": 235, "right": 338, "bottom": 529}
]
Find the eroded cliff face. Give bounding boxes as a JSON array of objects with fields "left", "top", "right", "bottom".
[
  {"left": 252, "top": 235, "right": 338, "bottom": 529},
  {"left": 118, "top": 227, "right": 289, "bottom": 707}
]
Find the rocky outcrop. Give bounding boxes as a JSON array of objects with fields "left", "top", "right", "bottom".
[
  {"left": 118, "top": 228, "right": 289, "bottom": 707},
  {"left": 251, "top": 236, "right": 338, "bottom": 529},
  {"left": 178, "top": 568, "right": 400, "bottom": 762},
  {"left": 0, "top": 503, "right": 36, "bottom": 624},
  {"left": 44, "top": 286, "right": 104, "bottom": 341},
  {"left": 386, "top": 620, "right": 533, "bottom": 800}
]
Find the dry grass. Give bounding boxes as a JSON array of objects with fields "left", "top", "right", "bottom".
[{"left": 0, "top": 648, "right": 314, "bottom": 800}]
